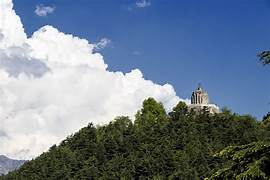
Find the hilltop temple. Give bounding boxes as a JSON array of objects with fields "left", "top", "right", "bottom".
[{"left": 188, "top": 84, "right": 220, "bottom": 114}]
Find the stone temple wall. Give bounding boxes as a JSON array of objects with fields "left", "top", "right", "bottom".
[{"left": 188, "top": 104, "right": 220, "bottom": 114}]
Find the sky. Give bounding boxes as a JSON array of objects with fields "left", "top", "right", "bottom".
[
  {"left": 13, "top": 0, "right": 270, "bottom": 118},
  {"left": 0, "top": 0, "right": 269, "bottom": 159}
]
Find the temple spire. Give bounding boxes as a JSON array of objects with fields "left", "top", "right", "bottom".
[{"left": 198, "top": 83, "right": 202, "bottom": 90}]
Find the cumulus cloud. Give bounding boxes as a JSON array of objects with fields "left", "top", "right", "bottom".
[
  {"left": 0, "top": 46, "right": 49, "bottom": 77},
  {"left": 0, "top": 0, "right": 27, "bottom": 48},
  {"left": 0, "top": 0, "right": 185, "bottom": 160},
  {"left": 35, "top": 4, "right": 55, "bottom": 17},
  {"left": 136, "top": 0, "right": 151, "bottom": 8}
]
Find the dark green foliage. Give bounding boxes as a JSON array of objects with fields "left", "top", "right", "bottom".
[
  {"left": 207, "top": 142, "right": 270, "bottom": 179},
  {"left": 134, "top": 98, "right": 168, "bottom": 128},
  {"left": 261, "top": 112, "right": 270, "bottom": 130},
  {"left": 2, "top": 99, "right": 267, "bottom": 179},
  {"left": 258, "top": 51, "right": 270, "bottom": 65}
]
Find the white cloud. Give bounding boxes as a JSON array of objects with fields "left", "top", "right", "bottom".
[
  {"left": 136, "top": 0, "right": 151, "bottom": 8},
  {"left": 93, "top": 38, "right": 111, "bottom": 51},
  {"left": 0, "top": 0, "right": 185, "bottom": 160},
  {"left": 35, "top": 4, "right": 55, "bottom": 17},
  {"left": 0, "top": 0, "right": 27, "bottom": 48}
]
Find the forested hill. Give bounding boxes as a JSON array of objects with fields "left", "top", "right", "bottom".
[{"left": 2, "top": 98, "right": 270, "bottom": 179}]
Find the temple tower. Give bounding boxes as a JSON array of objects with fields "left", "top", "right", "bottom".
[
  {"left": 188, "top": 84, "right": 220, "bottom": 114},
  {"left": 191, "top": 84, "right": 209, "bottom": 105}
]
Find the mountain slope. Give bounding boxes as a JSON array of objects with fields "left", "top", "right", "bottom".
[{"left": 0, "top": 155, "right": 25, "bottom": 175}]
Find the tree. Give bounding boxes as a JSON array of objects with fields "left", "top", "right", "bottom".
[
  {"left": 258, "top": 51, "right": 270, "bottom": 65},
  {"left": 168, "top": 101, "right": 188, "bottom": 121},
  {"left": 2, "top": 99, "right": 263, "bottom": 179},
  {"left": 134, "top": 98, "right": 167, "bottom": 127},
  {"left": 207, "top": 142, "right": 270, "bottom": 179},
  {"left": 260, "top": 112, "right": 270, "bottom": 130}
]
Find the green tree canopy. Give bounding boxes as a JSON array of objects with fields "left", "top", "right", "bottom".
[
  {"left": 168, "top": 101, "right": 189, "bottom": 121},
  {"left": 134, "top": 97, "right": 167, "bottom": 127},
  {"left": 1, "top": 98, "right": 265, "bottom": 179},
  {"left": 207, "top": 142, "right": 270, "bottom": 179},
  {"left": 258, "top": 51, "right": 270, "bottom": 65}
]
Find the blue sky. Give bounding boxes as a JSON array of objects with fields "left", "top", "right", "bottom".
[{"left": 13, "top": 0, "right": 270, "bottom": 119}]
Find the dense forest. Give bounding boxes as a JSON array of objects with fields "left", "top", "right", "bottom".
[{"left": 1, "top": 97, "right": 270, "bottom": 180}]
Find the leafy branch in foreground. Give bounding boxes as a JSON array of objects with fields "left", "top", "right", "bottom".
[
  {"left": 258, "top": 51, "right": 270, "bottom": 65},
  {"left": 207, "top": 142, "right": 270, "bottom": 179}
]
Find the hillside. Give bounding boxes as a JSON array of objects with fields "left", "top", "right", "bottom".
[
  {"left": 2, "top": 98, "right": 269, "bottom": 179},
  {"left": 0, "top": 156, "right": 25, "bottom": 176}
]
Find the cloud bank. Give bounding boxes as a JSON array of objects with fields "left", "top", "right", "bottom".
[
  {"left": 35, "top": 4, "right": 55, "bottom": 17},
  {"left": 0, "top": 0, "right": 184, "bottom": 160}
]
